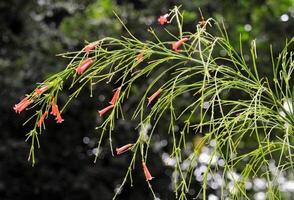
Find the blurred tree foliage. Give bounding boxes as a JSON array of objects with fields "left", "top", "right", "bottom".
[{"left": 1, "top": 0, "right": 293, "bottom": 199}]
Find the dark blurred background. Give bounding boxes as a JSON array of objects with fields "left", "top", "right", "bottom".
[{"left": 1, "top": 0, "right": 294, "bottom": 199}]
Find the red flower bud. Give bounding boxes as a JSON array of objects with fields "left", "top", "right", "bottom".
[
  {"left": 172, "top": 37, "right": 189, "bottom": 52},
  {"left": 157, "top": 14, "right": 169, "bottom": 25},
  {"left": 147, "top": 88, "right": 162, "bottom": 106},
  {"left": 116, "top": 143, "right": 133, "bottom": 155},
  {"left": 76, "top": 58, "right": 94, "bottom": 75},
  {"left": 98, "top": 104, "right": 114, "bottom": 117},
  {"left": 109, "top": 87, "right": 121, "bottom": 105},
  {"left": 34, "top": 85, "right": 48, "bottom": 96},
  {"left": 136, "top": 50, "right": 145, "bottom": 63},
  {"left": 37, "top": 111, "right": 48, "bottom": 127},
  {"left": 84, "top": 42, "right": 98, "bottom": 53}
]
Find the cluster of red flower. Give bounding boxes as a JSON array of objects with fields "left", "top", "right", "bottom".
[
  {"left": 99, "top": 86, "right": 160, "bottom": 181},
  {"left": 13, "top": 85, "right": 64, "bottom": 126},
  {"left": 14, "top": 12, "right": 189, "bottom": 182},
  {"left": 13, "top": 44, "right": 97, "bottom": 125}
]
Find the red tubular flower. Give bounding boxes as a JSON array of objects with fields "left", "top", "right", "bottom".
[
  {"left": 37, "top": 111, "right": 48, "bottom": 127},
  {"left": 172, "top": 37, "right": 189, "bottom": 52},
  {"left": 98, "top": 104, "right": 114, "bottom": 117},
  {"left": 147, "top": 88, "right": 162, "bottom": 105},
  {"left": 13, "top": 97, "right": 32, "bottom": 114},
  {"left": 84, "top": 42, "right": 98, "bottom": 53},
  {"left": 34, "top": 85, "right": 48, "bottom": 96},
  {"left": 157, "top": 14, "right": 169, "bottom": 25},
  {"left": 76, "top": 58, "right": 94, "bottom": 75},
  {"left": 56, "top": 112, "right": 64, "bottom": 123},
  {"left": 109, "top": 86, "right": 121, "bottom": 105},
  {"left": 50, "top": 98, "right": 58, "bottom": 116},
  {"left": 142, "top": 161, "right": 154, "bottom": 181},
  {"left": 50, "top": 98, "right": 64, "bottom": 123},
  {"left": 116, "top": 143, "right": 133, "bottom": 155}
]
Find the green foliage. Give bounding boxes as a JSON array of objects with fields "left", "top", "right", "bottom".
[{"left": 15, "top": 6, "right": 294, "bottom": 199}]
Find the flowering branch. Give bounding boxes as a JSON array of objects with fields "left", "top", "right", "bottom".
[{"left": 13, "top": 6, "right": 294, "bottom": 200}]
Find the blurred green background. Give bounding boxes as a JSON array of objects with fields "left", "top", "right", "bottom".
[{"left": 1, "top": 0, "right": 294, "bottom": 199}]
